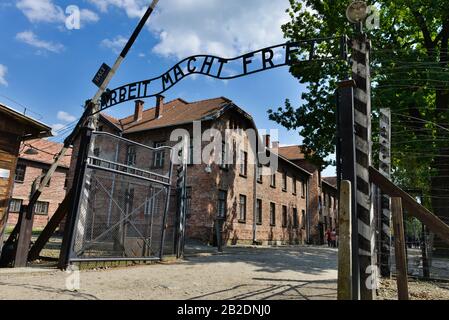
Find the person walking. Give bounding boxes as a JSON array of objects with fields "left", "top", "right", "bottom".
[
  {"left": 325, "top": 228, "right": 331, "bottom": 247},
  {"left": 331, "top": 229, "right": 337, "bottom": 248}
]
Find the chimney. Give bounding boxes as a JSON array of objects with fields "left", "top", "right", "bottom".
[
  {"left": 262, "top": 134, "right": 271, "bottom": 148},
  {"left": 155, "top": 94, "right": 165, "bottom": 119},
  {"left": 272, "top": 141, "right": 279, "bottom": 149},
  {"left": 134, "top": 100, "right": 144, "bottom": 122}
]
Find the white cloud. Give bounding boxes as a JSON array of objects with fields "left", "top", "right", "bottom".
[
  {"left": 51, "top": 123, "right": 66, "bottom": 136},
  {"left": 16, "top": 31, "right": 65, "bottom": 53},
  {"left": 88, "top": 0, "right": 146, "bottom": 18},
  {"left": 57, "top": 111, "right": 76, "bottom": 122},
  {"left": 17, "top": 0, "right": 65, "bottom": 23},
  {"left": 88, "top": 0, "right": 290, "bottom": 59},
  {"left": 148, "top": 0, "right": 291, "bottom": 59},
  {"left": 0, "top": 64, "right": 8, "bottom": 87},
  {"left": 80, "top": 9, "right": 100, "bottom": 25},
  {"left": 101, "top": 35, "right": 127, "bottom": 54},
  {"left": 17, "top": 0, "right": 99, "bottom": 27}
]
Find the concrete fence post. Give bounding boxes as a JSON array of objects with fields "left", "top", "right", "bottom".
[{"left": 338, "top": 180, "right": 352, "bottom": 300}]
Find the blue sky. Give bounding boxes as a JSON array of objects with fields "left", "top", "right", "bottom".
[{"left": 0, "top": 0, "right": 336, "bottom": 176}]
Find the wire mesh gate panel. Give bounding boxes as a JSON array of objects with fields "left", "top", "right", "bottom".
[{"left": 68, "top": 132, "right": 175, "bottom": 262}]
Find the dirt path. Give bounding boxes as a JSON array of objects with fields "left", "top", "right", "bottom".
[{"left": 0, "top": 246, "right": 337, "bottom": 300}]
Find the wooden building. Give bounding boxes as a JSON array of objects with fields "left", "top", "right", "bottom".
[{"left": 0, "top": 103, "right": 51, "bottom": 254}]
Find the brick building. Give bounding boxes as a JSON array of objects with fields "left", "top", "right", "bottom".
[
  {"left": 7, "top": 139, "right": 72, "bottom": 228},
  {"left": 0, "top": 103, "right": 52, "bottom": 254},
  {"left": 67, "top": 96, "right": 337, "bottom": 246}
]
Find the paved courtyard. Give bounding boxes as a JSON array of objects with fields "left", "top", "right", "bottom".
[{"left": 0, "top": 245, "right": 337, "bottom": 300}]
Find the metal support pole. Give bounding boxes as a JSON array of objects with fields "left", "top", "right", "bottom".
[
  {"left": 379, "top": 108, "right": 391, "bottom": 277},
  {"left": 338, "top": 180, "right": 352, "bottom": 300},
  {"left": 58, "top": 126, "right": 93, "bottom": 269},
  {"left": 351, "top": 34, "right": 376, "bottom": 300},
  {"left": 337, "top": 79, "right": 359, "bottom": 300},
  {"left": 391, "top": 197, "right": 409, "bottom": 300}
]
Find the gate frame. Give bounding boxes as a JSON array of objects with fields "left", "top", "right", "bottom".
[{"left": 59, "top": 128, "right": 175, "bottom": 268}]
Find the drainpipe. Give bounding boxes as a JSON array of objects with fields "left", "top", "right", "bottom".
[
  {"left": 306, "top": 176, "right": 311, "bottom": 244},
  {"left": 252, "top": 156, "right": 258, "bottom": 244}
]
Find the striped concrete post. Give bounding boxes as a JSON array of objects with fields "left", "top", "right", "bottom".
[
  {"left": 379, "top": 108, "right": 391, "bottom": 277},
  {"left": 351, "top": 34, "right": 376, "bottom": 299}
]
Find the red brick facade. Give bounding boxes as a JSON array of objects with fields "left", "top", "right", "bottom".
[
  {"left": 7, "top": 140, "right": 71, "bottom": 229},
  {"left": 64, "top": 97, "right": 338, "bottom": 246}
]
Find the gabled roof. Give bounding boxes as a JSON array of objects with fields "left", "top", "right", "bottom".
[
  {"left": 0, "top": 102, "right": 52, "bottom": 139},
  {"left": 101, "top": 97, "right": 234, "bottom": 134},
  {"left": 19, "top": 139, "right": 72, "bottom": 168},
  {"left": 322, "top": 176, "right": 337, "bottom": 189},
  {"left": 278, "top": 145, "right": 306, "bottom": 160}
]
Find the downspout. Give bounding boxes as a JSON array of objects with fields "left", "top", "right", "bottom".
[
  {"left": 306, "top": 176, "right": 311, "bottom": 244},
  {"left": 252, "top": 154, "right": 258, "bottom": 244}
]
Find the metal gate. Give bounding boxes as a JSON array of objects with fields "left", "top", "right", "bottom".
[{"left": 67, "top": 131, "right": 175, "bottom": 262}]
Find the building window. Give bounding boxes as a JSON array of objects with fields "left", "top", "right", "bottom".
[
  {"left": 240, "top": 151, "right": 247, "bottom": 177},
  {"left": 323, "top": 192, "right": 327, "bottom": 207},
  {"left": 126, "top": 146, "right": 136, "bottom": 166},
  {"left": 270, "top": 202, "right": 276, "bottom": 226},
  {"left": 302, "top": 210, "right": 306, "bottom": 229},
  {"left": 34, "top": 201, "right": 49, "bottom": 215},
  {"left": 292, "top": 177, "right": 297, "bottom": 195},
  {"left": 41, "top": 169, "right": 50, "bottom": 187},
  {"left": 301, "top": 180, "right": 306, "bottom": 198},
  {"left": 271, "top": 172, "right": 276, "bottom": 187},
  {"left": 282, "top": 205, "right": 288, "bottom": 228},
  {"left": 220, "top": 141, "right": 228, "bottom": 170},
  {"left": 239, "top": 194, "right": 247, "bottom": 222},
  {"left": 293, "top": 208, "right": 299, "bottom": 228},
  {"left": 282, "top": 171, "right": 287, "bottom": 192},
  {"left": 153, "top": 142, "right": 165, "bottom": 168},
  {"left": 256, "top": 199, "right": 262, "bottom": 225},
  {"left": 15, "top": 164, "right": 26, "bottom": 183},
  {"left": 9, "top": 199, "right": 22, "bottom": 213},
  {"left": 218, "top": 190, "right": 227, "bottom": 218},
  {"left": 257, "top": 164, "right": 262, "bottom": 183},
  {"left": 328, "top": 194, "right": 332, "bottom": 208},
  {"left": 64, "top": 174, "right": 68, "bottom": 189}
]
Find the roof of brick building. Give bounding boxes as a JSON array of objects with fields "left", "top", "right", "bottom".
[
  {"left": 323, "top": 176, "right": 337, "bottom": 188},
  {"left": 19, "top": 139, "right": 72, "bottom": 168},
  {"left": 277, "top": 145, "right": 306, "bottom": 160},
  {"left": 101, "top": 97, "right": 236, "bottom": 133}
]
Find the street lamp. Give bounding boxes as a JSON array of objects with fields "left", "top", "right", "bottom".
[{"left": 346, "top": 1, "right": 368, "bottom": 24}]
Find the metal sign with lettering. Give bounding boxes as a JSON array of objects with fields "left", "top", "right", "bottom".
[
  {"left": 92, "top": 63, "right": 112, "bottom": 88},
  {"left": 99, "top": 36, "right": 346, "bottom": 111}
]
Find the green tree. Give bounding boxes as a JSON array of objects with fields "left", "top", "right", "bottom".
[{"left": 268, "top": 0, "right": 449, "bottom": 226}]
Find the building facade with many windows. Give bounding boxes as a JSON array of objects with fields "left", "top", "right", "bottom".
[
  {"left": 7, "top": 139, "right": 72, "bottom": 228},
  {"left": 66, "top": 96, "right": 336, "bottom": 246}
]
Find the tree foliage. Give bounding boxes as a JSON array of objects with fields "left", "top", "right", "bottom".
[{"left": 269, "top": 1, "right": 449, "bottom": 213}]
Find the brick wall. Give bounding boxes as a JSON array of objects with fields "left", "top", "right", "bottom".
[
  {"left": 7, "top": 159, "right": 69, "bottom": 228},
  {"left": 65, "top": 109, "right": 333, "bottom": 247}
]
